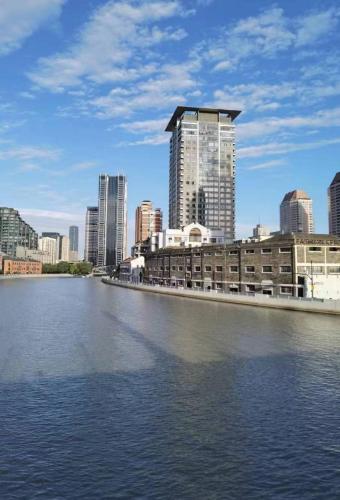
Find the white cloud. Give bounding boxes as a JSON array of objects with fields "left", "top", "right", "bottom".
[
  {"left": 0, "top": 0, "right": 65, "bottom": 56},
  {"left": 239, "top": 137, "right": 340, "bottom": 158},
  {"left": 19, "top": 208, "right": 83, "bottom": 222},
  {"left": 295, "top": 8, "right": 340, "bottom": 46},
  {"left": 0, "top": 145, "right": 61, "bottom": 161},
  {"left": 28, "top": 0, "right": 186, "bottom": 91},
  {"left": 118, "top": 133, "right": 168, "bottom": 146},
  {"left": 70, "top": 161, "right": 98, "bottom": 171},
  {"left": 246, "top": 159, "right": 286, "bottom": 171},
  {"left": 18, "top": 163, "right": 42, "bottom": 172},
  {"left": 119, "top": 117, "right": 168, "bottom": 133}
]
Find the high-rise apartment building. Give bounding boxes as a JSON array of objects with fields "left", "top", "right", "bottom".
[
  {"left": 97, "top": 174, "right": 127, "bottom": 267},
  {"left": 166, "top": 106, "right": 241, "bottom": 241},
  {"left": 60, "top": 235, "right": 70, "bottom": 262},
  {"left": 69, "top": 225, "right": 79, "bottom": 262},
  {"left": 280, "top": 190, "right": 314, "bottom": 234},
  {"left": 84, "top": 206, "right": 98, "bottom": 265},
  {"left": 41, "top": 232, "right": 61, "bottom": 260},
  {"left": 135, "top": 200, "right": 162, "bottom": 243},
  {"left": 328, "top": 172, "right": 340, "bottom": 237},
  {"left": 39, "top": 236, "right": 58, "bottom": 264},
  {"left": 0, "top": 207, "right": 38, "bottom": 257}
]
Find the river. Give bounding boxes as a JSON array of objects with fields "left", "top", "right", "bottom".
[{"left": 0, "top": 277, "right": 339, "bottom": 499}]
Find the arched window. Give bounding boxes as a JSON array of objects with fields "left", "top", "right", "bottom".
[{"left": 189, "top": 228, "right": 202, "bottom": 242}]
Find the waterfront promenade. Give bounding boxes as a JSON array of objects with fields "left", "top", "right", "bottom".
[{"left": 102, "top": 278, "right": 340, "bottom": 315}]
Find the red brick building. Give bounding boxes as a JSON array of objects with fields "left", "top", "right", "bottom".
[{"left": 2, "top": 258, "right": 42, "bottom": 275}]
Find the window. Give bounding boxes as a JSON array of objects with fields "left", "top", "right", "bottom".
[
  {"left": 246, "top": 284, "right": 255, "bottom": 292},
  {"left": 171, "top": 266, "right": 176, "bottom": 271},
  {"left": 215, "top": 251, "right": 223, "bottom": 256},
  {"left": 195, "top": 281, "right": 201, "bottom": 287},
  {"left": 263, "top": 289, "right": 272, "bottom": 296},
  {"left": 186, "top": 266, "right": 191, "bottom": 271},
  {"left": 178, "top": 266, "right": 183, "bottom": 271},
  {"left": 204, "top": 252, "right": 212, "bottom": 256},
  {"left": 216, "top": 266, "right": 223, "bottom": 272},
  {"left": 245, "top": 266, "right": 255, "bottom": 273},
  {"left": 194, "top": 266, "right": 201, "bottom": 272},
  {"left": 329, "top": 247, "right": 340, "bottom": 252},
  {"left": 279, "top": 247, "right": 291, "bottom": 253},
  {"left": 261, "top": 248, "right": 272, "bottom": 254},
  {"left": 245, "top": 249, "right": 254, "bottom": 254},
  {"left": 215, "top": 282, "right": 222, "bottom": 289},
  {"left": 193, "top": 252, "right": 201, "bottom": 257},
  {"left": 309, "top": 247, "right": 321, "bottom": 252},
  {"left": 329, "top": 267, "right": 340, "bottom": 274},
  {"left": 229, "top": 285, "right": 239, "bottom": 293},
  {"left": 230, "top": 266, "right": 238, "bottom": 273},
  {"left": 229, "top": 250, "right": 238, "bottom": 255},
  {"left": 280, "top": 286, "right": 293, "bottom": 294},
  {"left": 205, "top": 266, "right": 212, "bottom": 272},
  {"left": 262, "top": 266, "right": 273, "bottom": 273},
  {"left": 280, "top": 266, "right": 291, "bottom": 273},
  {"left": 165, "top": 266, "right": 169, "bottom": 271}
]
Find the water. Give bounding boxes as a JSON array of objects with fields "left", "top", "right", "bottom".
[{"left": 0, "top": 278, "right": 339, "bottom": 499}]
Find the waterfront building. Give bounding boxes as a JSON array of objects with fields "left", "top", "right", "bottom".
[
  {"left": 38, "top": 236, "right": 58, "bottom": 264},
  {"left": 280, "top": 190, "right": 314, "bottom": 234},
  {"left": 135, "top": 201, "right": 162, "bottom": 243},
  {"left": 15, "top": 246, "right": 47, "bottom": 262},
  {"left": 2, "top": 257, "right": 42, "bottom": 275},
  {"left": 0, "top": 207, "right": 38, "bottom": 257},
  {"left": 97, "top": 174, "right": 127, "bottom": 268},
  {"left": 166, "top": 106, "right": 241, "bottom": 240},
  {"left": 151, "top": 223, "right": 226, "bottom": 252},
  {"left": 118, "top": 256, "right": 145, "bottom": 283},
  {"left": 328, "top": 172, "right": 340, "bottom": 237},
  {"left": 84, "top": 206, "right": 98, "bottom": 265},
  {"left": 69, "top": 226, "right": 79, "bottom": 261},
  {"left": 144, "top": 234, "right": 340, "bottom": 300},
  {"left": 60, "top": 235, "right": 70, "bottom": 262}
]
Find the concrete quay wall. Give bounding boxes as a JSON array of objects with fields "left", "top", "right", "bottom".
[
  {"left": 0, "top": 273, "right": 76, "bottom": 280},
  {"left": 102, "top": 278, "right": 340, "bottom": 316}
]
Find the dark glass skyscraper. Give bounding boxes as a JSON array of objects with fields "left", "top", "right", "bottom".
[
  {"left": 97, "top": 174, "right": 127, "bottom": 267},
  {"left": 84, "top": 207, "right": 98, "bottom": 265}
]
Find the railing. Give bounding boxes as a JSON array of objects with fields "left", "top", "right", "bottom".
[{"left": 106, "top": 278, "right": 328, "bottom": 304}]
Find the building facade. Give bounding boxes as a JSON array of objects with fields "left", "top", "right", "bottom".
[
  {"left": 60, "top": 235, "right": 70, "bottom": 262},
  {"left": 2, "top": 258, "right": 42, "bottom": 275},
  {"left": 0, "top": 207, "right": 38, "bottom": 257},
  {"left": 144, "top": 234, "right": 340, "bottom": 300},
  {"left": 135, "top": 200, "right": 162, "bottom": 243},
  {"left": 151, "top": 223, "right": 226, "bottom": 252},
  {"left": 97, "top": 174, "right": 127, "bottom": 267},
  {"left": 41, "top": 232, "right": 61, "bottom": 260},
  {"left": 280, "top": 190, "right": 314, "bottom": 234},
  {"left": 166, "top": 106, "right": 241, "bottom": 240},
  {"left": 84, "top": 206, "right": 98, "bottom": 265},
  {"left": 39, "top": 236, "right": 58, "bottom": 264},
  {"left": 328, "top": 172, "right": 340, "bottom": 237},
  {"left": 69, "top": 226, "right": 79, "bottom": 261}
]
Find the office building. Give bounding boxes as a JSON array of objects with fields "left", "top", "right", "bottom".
[
  {"left": 135, "top": 200, "right": 162, "bottom": 243},
  {"left": 84, "top": 206, "right": 98, "bottom": 265},
  {"left": 0, "top": 207, "right": 38, "bottom": 257},
  {"left": 69, "top": 226, "right": 79, "bottom": 262},
  {"left": 97, "top": 174, "right": 127, "bottom": 267},
  {"left": 41, "top": 232, "right": 61, "bottom": 260},
  {"left": 280, "top": 190, "right": 314, "bottom": 234},
  {"left": 60, "top": 235, "right": 70, "bottom": 262},
  {"left": 166, "top": 106, "right": 241, "bottom": 240},
  {"left": 151, "top": 223, "right": 226, "bottom": 252},
  {"left": 328, "top": 172, "right": 340, "bottom": 237}
]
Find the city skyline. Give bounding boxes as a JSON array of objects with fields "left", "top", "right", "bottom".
[{"left": 1, "top": 0, "right": 340, "bottom": 250}]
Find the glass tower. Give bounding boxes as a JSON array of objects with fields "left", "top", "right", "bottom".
[
  {"left": 97, "top": 174, "right": 127, "bottom": 267},
  {"left": 166, "top": 107, "right": 241, "bottom": 241}
]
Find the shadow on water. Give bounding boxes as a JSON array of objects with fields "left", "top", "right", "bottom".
[{"left": 0, "top": 278, "right": 339, "bottom": 499}]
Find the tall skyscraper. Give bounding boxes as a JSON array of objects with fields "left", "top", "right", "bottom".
[
  {"left": 84, "top": 206, "right": 98, "bottom": 265},
  {"left": 166, "top": 106, "right": 241, "bottom": 240},
  {"left": 69, "top": 226, "right": 79, "bottom": 261},
  {"left": 280, "top": 190, "right": 314, "bottom": 234},
  {"left": 328, "top": 172, "right": 340, "bottom": 237},
  {"left": 0, "top": 207, "right": 38, "bottom": 257},
  {"left": 135, "top": 200, "right": 162, "bottom": 243},
  {"left": 97, "top": 174, "right": 127, "bottom": 267},
  {"left": 60, "top": 235, "right": 70, "bottom": 262}
]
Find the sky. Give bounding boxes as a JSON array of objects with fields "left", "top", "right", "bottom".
[{"left": 1, "top": 0, "right": 340, "bottom": 255}]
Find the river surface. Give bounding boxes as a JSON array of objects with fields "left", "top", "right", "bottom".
[{"left": 0, "top": 277, "right": 339, "bottom": 499}]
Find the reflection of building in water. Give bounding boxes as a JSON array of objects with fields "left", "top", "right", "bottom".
[
  {"left": 166, "top": 106, "right": 241, "bottom": 240},
  {"left": 280, "top": 190, "right": 314, "bottom": 234}
]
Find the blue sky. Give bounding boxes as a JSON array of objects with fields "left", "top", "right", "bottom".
[{"left": 1, "top": 0, "right": 340, "bottom": 253}]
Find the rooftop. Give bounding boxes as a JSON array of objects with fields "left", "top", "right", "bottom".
[
  {"left": 165, "top": 106, "right": 241, "bottom": 132},
  {"left": 281, "top": 190, "right": 311, "bottom": 202},
  {"left": 330, "top": 172, "right": 340, "bottom": 186}
]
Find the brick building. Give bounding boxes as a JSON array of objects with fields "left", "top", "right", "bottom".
[
  {"left": 144, "top": 234, "right": 340, "bottom": 300},
  {"left": 2, "top": 258, "right": 42, "bottom": 275}
]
